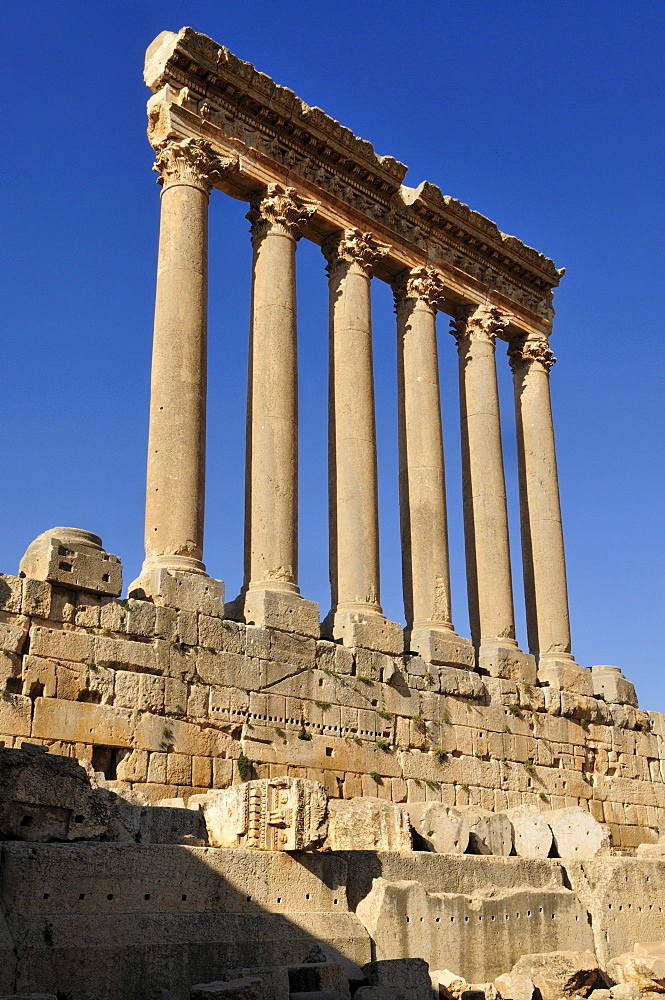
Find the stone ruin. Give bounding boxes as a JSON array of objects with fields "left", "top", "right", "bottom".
[{"left": 0, "top": 25, "right": 662, "bottom": 1000}]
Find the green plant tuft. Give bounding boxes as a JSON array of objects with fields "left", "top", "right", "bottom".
[{"left": 237, "top": 754, "right": 251, "bottom": 781}]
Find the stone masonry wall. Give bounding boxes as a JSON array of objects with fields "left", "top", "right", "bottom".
[{"left": 1, "top": 571, "right": 663, "bottom": 851}]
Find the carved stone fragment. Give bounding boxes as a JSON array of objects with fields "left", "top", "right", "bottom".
[
  {"left": 19, "top": 528, "right": 122, "bottom": 596},
  {"left": 202, "top": 778, "right": 328, "bottom": 851}
]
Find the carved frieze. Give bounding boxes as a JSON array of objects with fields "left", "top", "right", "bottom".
[
  {"left": 152, "top": 137, "right": 236, "bottom": 193},
  {"left": 247, "top": 182, "right": 318, "bottom": 240}
]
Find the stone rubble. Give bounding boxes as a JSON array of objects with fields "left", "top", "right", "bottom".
[
  {"left": 325, "top": 798, "right": 412, "bottom": 851},
  {"left": 406, "top": 802, "right": 469, "bottom": 854},
  {"left": 509, "top": 951, "right": 607, "bottom": 1000}
]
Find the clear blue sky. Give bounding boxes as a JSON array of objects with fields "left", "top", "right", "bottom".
[{"left": 2, "top": 1, "right": 663, "bottom": 710}]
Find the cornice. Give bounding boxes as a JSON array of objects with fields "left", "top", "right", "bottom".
[{"left": 145, "top": 28, "right": 564, "bottom": 328}]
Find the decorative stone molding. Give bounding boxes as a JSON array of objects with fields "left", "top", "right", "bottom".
[
  {"left": 322, "top": 228, "right": 389, "bottom": 278},
  {"left": 152, "top": 137, "right": 236, "bottom": 193},
  {"left": 507, "top": 332, "right": 557, "bottom": 374},
  {"left": 392, "top": 265, "right": 445, "bottom": 312},
  {"left": 246, "top": 182, "right": 318, "bottom": 240},
  {"left": 450, "top": 303, "right": 506, "bottom": 347}
]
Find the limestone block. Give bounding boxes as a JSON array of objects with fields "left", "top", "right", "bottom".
[
  {"left": 32, "top": 697, "right": 132, "bottom": 747},
  {"left": 0, "top": 746, "right": 108, "bottom": 840},
  {"left": 461, "top": 808, "right": 513, "bottom": 856},
  {"left": 0, "top": 574, "right": 23, "bottom": 613},
  {"left": 96, "top": 635, "right": 158, "bottom": 673},
  {"left": 107, "top": 796, "right": 207, "bottom": 845},
  {"left": 20, "top": 656, "right": 56, "bottom": 699},
  {"left": 432, "top": 970, "right": 468, "bottom": 999},
  {"left": 0, "top": 614, "right": 29, "bottom": 655},
  {"left": 203, "top": 777, "right": 327, "bottom": 850},
  {"left": 609, "top": 986, "right": 641, "bottom": 1000},
  {"left": 29, "top": 626, "right": 95, "bottom": 664},
  {"left": 412, "top": 630, "right": 476, "bottom": 670},
  {"left": 478, "top": 643, "right": 537, "bottom": 684},
  {"left": 510, "top": 952, "right": 605, "bottom": 1000},
  {"left": 239, "top": 588, "right": 320, "bottom": 638},
  {"left": 356, "top": 958, "right": 432, "bottom": 1000},
  {"left": 125, "top": 598, "right": 157, "bottom": 638},
  {"left": 591, "top": 665, "right": 639, "bottom": 708},
  {"left": 493, "top": 974, "right": 535, "bottom": 1000},
  {"left": 607, "top": 944, "right": 665, "bottom": 993},
  {"left": 190, "top": 978, "right": 264, "bottom": 998},
  {"left": 545, "top": 807, "right": 610, "bottom": 859},
  {"left": 326, "top": 798, "right": 412, "bottom": 851},
  {"left": 538, "top": 662, "right": 594, "bottom": 696},
  {"left": 332, "top": 611, "right": 404, "bottom": 656},
  {"left": 636, "top": 843, "right": 665, "bottom": 857},
  {"left": 0, "top": 693, "right": 32, "bottom": 737},
  {"left": 505, "top": 805, "right": 553, "bottom": 858},
  {"left": 19, "top": 528, "right": 122, "bottom": 596},
  {"left": 406, "top": 803, "right": 469, "bottom": 854},
  {"left": 130, "top": 567, "right": 224, "bottom": 615},
  {"left": 21, "top": 578, "right": 51, "bottom": 618}
]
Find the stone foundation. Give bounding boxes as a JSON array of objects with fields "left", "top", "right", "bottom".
[{"left": 1, "top": 572, "right": 663, "bottom": 853}]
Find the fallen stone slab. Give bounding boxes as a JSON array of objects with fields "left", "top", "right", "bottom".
[
  {"left": 203, "top": 777, "right": 327, "bottom": 850},
  {"left": 190, "top": 979, "right": 264, "bottom": 998},
  {"left": 609, "top": 985, "right": 641, "bottom": 1000},
  {"left": 107, "top": 795, "right": 208, "bottom": 845},
  {"left": 326, "top": 798, "right": 412, "bottom": 851},
  {"left": 545, "top": 807, "right": 610, "bottom": 859},
  {"left": 407, "top": 803, "right": 469, "bottom": 854},
  {"left": 510, "top": 951, "right": 606, "bottom": 1000},
  {"left": 607, "top": 943, "right": 665, "bottom": 994},
  {"left": 636, "top": 843, "right": 665, "bottom": 858},
  {"left": 0, "top": 746, "right": 108, "bottom": 842},
  {"left": 505, "top": 805, "right": 553, "bottom": 859},
  {"left": 493, "top": 973, "right": 535, "bottom": 1000},
  {"left": 432, "top": 970, "right": 468, "bottom": 1000},
  {"left": 461, "top": 808, "right": 513, "bottom": 856},
  {"left": 356, "top": 958, "right": 432, "bottom": 1000}
]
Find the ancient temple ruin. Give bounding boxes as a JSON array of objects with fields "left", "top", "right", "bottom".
[{"left": 0, "top": 26, "right": 663, "bottom": 1000}]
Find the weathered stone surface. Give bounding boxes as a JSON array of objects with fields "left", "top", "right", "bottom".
[
  {"left": 636, "top": 843, "right": 665, "bottom": 858},
  {"left": 130, "top": 567, "right": 224, "bottom": 615},
  {"left": 19, "top": 528, "right": 122, "bottom": 596},
  {"left": 355, "top": 958, "right": 432, "bottom": 1000},
  {"left": 493, "top": 973, "right": 535, "bottom": 1000},
  {"left": 609, "top": 985, "right": 641, "bottom": 1000},
  {"left": 591, "top": 665, "right": 639, "bottom": 708},
  {"left": 107, "top": 795, "right": 208, "bottom": 844},
  {"left": 505, "top": 805, "right": 553, "bottom": 859},
  {"left": 432, "top": 970, "right": 468, "bottom": 1000},
  {"left": 461, "top": 808, "right": 513, "bottom": 856},
  {"left": 545, "top": 807, "right": 610, "bottom": 859},
  {"left": 607, "top": 944, "right": 665, "bottom": 993},
  {"left": 510, "top": 952, "right": 605, "bottom": 1000},
  {"left": 203, "top": 778, "right": 328, "bottom": 850},
  {"left": 326, "top": 799, "right": 411, "bottom": 851},
  {"left": 190, "top": 979, "right": 264, "bottom": 998},
  {"left": 406, "top": 803, "right": 469, "bottom": 854},
  {"left": 0, "top": 747, "right": 108, "bottom": 841}
]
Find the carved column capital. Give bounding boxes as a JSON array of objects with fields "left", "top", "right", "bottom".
[
  {"left": 449, "top": 302, "right": 506, "bottom": 347},
  {"left": 153, "top": 138, "right": 236, "bottom": 194},
  {"left": 393, "top": 265, "right": 445, "bottom": 312},
  {"left": 508, "top": 333, "right": 557, "bottom": 374},
  {"left": 322, "top": 228, "right": 389, "bottom": 278},
  {"left": 247, "top": 183, "right": 318, "bottom": 240}
]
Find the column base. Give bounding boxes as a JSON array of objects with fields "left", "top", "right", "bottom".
[
  {"left": 407, "top": 626, "right": 475, "bottom": 669},
  {"left": 478, "top": 640, "right": 537, "bottom": 684},
  {"left": 538, "top": 656, "right": 594, "bottom": 696},
  {"left": 226, "top": 587, "right": 320, "bottom": 639},
  {"left": 590, "top": 664, "right": 638, "bottom": 707},
  {"left": 128, "top": 566, "right": 224, "bottom": 616},
  {"left": 325, "top": 608, "right": 404, "bottom": 655}
]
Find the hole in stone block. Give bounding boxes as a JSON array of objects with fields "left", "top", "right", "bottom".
[
  {"left": 145, "top": 894, "right": 151, "bottom": 900},
  {"left": 5, "top": 678, "right": 22, "bottom": 694},
  {"left": 181, "top": 894, "right": 187, "bottom": 901},
  {"left": 78, "top": 690, "right": 102, "bottom": 704},
  {"left": 20, "top": 815, "right": 33, "bottom": 827},
  {"left": 74, "top": 815, "right": 84, "bottom": 824},
  {"left": 43, "top": 893, "right": 49, "bottom": 899},
  {"left": 102, "top": 574, "right": 109, "bottom": 583},
  {"left": 325, "top": 747, "right": 333, "bottom": 757},
  {"left": 79, "top": 893, "right": 85, "bottom": 899},
  {"left": 92, "top": 746, "right": 122, "bottom": 780},
  {"left": 59, "top": 562, "right": 73, "bottom": 573},
  {"left": 29, "top": 681, "right": 44, "bottom": 701},
  {"left": 107, "top": 894, "right": 114, "bottom": 901}
]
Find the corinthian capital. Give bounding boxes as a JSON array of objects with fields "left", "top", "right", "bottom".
[
  {"left": 322, "top": 228, "right": 389, "bottom": 278},
  {"left": 153, "top": 138, "right": 236, "bottom": 193},
  {"left": 393, "top": 265, "right": 445, "bottom": 311},
  {"left": 247, "top": 183, "right": 318, "bottom": 240},
  {"left": 507, "top": 333, "right": 556, "bottom": 374},
  {"left": 450, "top": 302, "right": 506, "bottom": 347}
]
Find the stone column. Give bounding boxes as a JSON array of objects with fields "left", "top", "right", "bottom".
[
  {"left": 237, "top": 183, "right": 320, "bottom": 636},
  {"left": 323, "top": 229, "right": 403, "bottom": 654},
  {"left": 131, "top": 138, "right": 232, "bottom": 609},
  {"left": 451, "top": 304, "right": 534, "bottom": 680},
  {"left": 393, "top": 267, "right": 473, "bottom": 668},
  {"left": 509, "top": 332, "right": 580, "bottom": 681}
]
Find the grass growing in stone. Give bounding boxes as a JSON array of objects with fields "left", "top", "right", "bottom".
[{"left": 237, "top": 754, "right": 251, "bottom": 781}]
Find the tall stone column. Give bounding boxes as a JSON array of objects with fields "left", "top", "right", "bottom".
[
  {"left": 131, "top": 138, "right": 232, "bottom": 610},
  {"left": 323, "top": 229, "right": 403, "bottom": 654},
  {"left": 452, "top": 304, "right": 534, "bottom": 680},
  {"left": 236, "top": 183, "right": 320, "bottom": 636},
  {"left": 394, "top": 267, "right": 473, "bottom": 668},
  {"left": 509, "top": 332, "right": 582, "bottom": 683}
]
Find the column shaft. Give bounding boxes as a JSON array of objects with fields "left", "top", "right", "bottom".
[
  {"left": 453, "top": 305, "right": 517, "bottom": 646},
  {"left": 326, "top": 234, "right": 383, "bottom": 615},
  {"left": 143, "top": 139, "right": 227, "bottom": 574},
  {"left": 395, "top": 268, "right": 453, "bottom": 630},
  {"left": 510, "top": 334, "right": 572, "bottom": 659}
]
